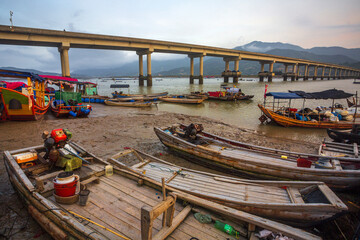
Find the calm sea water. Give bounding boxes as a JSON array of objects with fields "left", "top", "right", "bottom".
[{"left": 85, "top": 77, "right": 358, "bottom": 143}]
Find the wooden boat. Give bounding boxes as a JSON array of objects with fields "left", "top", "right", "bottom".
[
  {"left": 42, "top": 76, "right": 92, "bottom": 118},
  {"left": 111, "top": 148, "right": 347, "bottom": 227},
  {"left": 207, "top": 91, "right": 236, "bottom": 101},
  {"left": 319, "top": 140, "right": 359, "bottom": 159},
  {"left": 154, "top": 124, "right": 360, "bottom": 189},
  {"left": 327, "top": 126, "right": 360, "bottom": 144},
  {"left": 0, "top": 69, "right": 50, "bottom": 121},
  {"left": 112, "top": 91, "right": 168, "bottom": 98},
  {"left": 3, "top": 143, "right": 321, "bottom": 240},
  {"left": 105, "top": 99, "right": 153, "bottom": 107},
  {"left": 259, "top": 104, "right": 356, "bottom": 129},
  {"left": 111, "top": 96, "right": 161, "bottom": 102},
  {"left": 160, "top": 95, "right": 205, "bottom": 104},
  {"left": 259, "top": 89, "right": 358, "bottom": 129}
]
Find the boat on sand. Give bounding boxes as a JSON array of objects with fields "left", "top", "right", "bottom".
[
  {"left": 110, "top": 148, "right": 347, "bottom": 227},
  {"left": 4, "top": 140, "right": 321, "bottom": 240},
  {"left": 105, "top": 99, "right": 153, "bottom": 107},
  {"left": 154, "top": 123, "right": 360, "bottom": 189}
]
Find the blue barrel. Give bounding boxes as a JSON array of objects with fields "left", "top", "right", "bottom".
[{"left": 69, "top": 111, "right": 77, "bottom": 117}]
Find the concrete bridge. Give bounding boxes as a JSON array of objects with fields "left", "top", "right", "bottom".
[{"left": 0, "top": 25, "right": 359, "bottom": 86}]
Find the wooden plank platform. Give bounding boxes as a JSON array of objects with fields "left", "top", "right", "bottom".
[{"left": 50, "top": 173, "right": 244, "bottom": 240}]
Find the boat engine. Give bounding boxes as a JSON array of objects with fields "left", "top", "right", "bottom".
[{"left": 43, "top": 128, "right": 72, "bottom": 162}]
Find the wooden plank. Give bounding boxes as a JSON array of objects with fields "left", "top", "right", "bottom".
[
  {"left": 173, "top": 191, "right": 322, "bottom": 240},
  {"left": 354, "top": 143, "right": 359, "bottom": 157},
  {"left": 4, "top": 151, "right": 35, "bottom": 192},
  {"left": 81, "top": 176, "right": 100, "bottom": 185},
  {"left": 153, "top": 205, "right": 192, "bottom": 240},
  {"left": 133, "top": 160, "right": 151, "bottom": 169},
  {"left": 286, "top": 188, "right": 305, "bottom": 204},
  {"left": 318, "top": 184, "right": 348, "bottom": 210},
  {"left": 111, "top": 149, "right": 134, "bottom": 160}
]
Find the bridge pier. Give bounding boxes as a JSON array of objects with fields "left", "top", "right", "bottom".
[
  {"left": 58, "top": 42, "right": 70, "bottom": 77},
  {"left": 222, "top": 57, "right": 241, "bottom": 83},
  {"left": 188, "top": 54, "right": 205, "bottom": 84},
  {"left": 303, "top": 65, "right": 309, "bottom": 80},
  {"left": 312, "top": 66, "right": 318, "bottom": 80},
  {"left": 137, "top": 50, "right": 153, "bottom": 86}
]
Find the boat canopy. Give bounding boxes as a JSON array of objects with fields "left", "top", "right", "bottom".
[
  {"left": 0, "top": 69, "right": 45, "bottom": 82},
  {"left": 265, "top": 92, "right": 302, "bottom": 99},
  {"left": 0, "top": 81, "right": 28, "bottom": 90},
  {"left": 289, "top": 89, "right": 354, "bottom": 99},
  {"left": 77, "top": 81, "right": 97, "bottom": 86},
  {"left": 40, "top": 75, "right": 78, "bottom": 83}
]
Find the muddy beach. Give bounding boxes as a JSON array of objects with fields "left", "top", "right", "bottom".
[{"left": 0, "top": 104, "right": 358, "bottom": 239}]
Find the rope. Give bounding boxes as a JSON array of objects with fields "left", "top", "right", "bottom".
[{"left": 67, "top": 209, "right": 131, "bottom": 240}]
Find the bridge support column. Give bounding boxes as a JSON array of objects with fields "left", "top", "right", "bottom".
[
  {"left": 233, "top": 59, "right": 239, "bottom": 83},
  {"left": 296, "top": 65, "right": 300, "bottom": 80},
  {"left": 334, "top": 69, "right": 338, "bottom": 80},
  {"left": 328, "top": 68, "right": 332, "bottom": 80},
  {"left": 283, "top": 65, "right": 288, "bottom": 81},
  {"left": 224, "top": 60, "right": 229, "bottom": 83},
  {"left": 58, "top": 42, "right": 70, "bottom": 77},
  {"left": 321, "top": 67, "right": 325, "bottom": 80},
  {"left": 304, "top": 65, "right": 309, "bottom": 80},
  {"left": 138, "top": 53, "right": 144, "bottom": 86},
  {"left": 268, "top": 62, "right": 274, "bottom": 82},
  {"left": 259, "top": 62, "right": 265, "bottom": 82},
  {"left": 146, "top": 51, "right": 152, "bottom": 86},
  {"left": 291, "top": 64, "right": 297, "bottom": 81},
  {"left": 199, "top": 55, "right": 204, "bottom": 84},
  {"left": 189, "top": 57, "right": 194, "bottom": 84},
  {"left": 313, "top": 66, "right": 318, "bottom": 80}
]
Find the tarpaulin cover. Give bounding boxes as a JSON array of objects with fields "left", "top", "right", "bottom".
[
  {"left": 0, "top": 81, "right": 28, "bottom": 90},
  {"left": 40, "top": 75, "right": 78, "bottom": 82},
  {"left": 265, "top": 92, "right": 302, "bottom": 99},
  {"left": 289, "top": 89, "right": 354, "bottom": 99},
  {"left": 0, "top": 69, "right": 45, "bottom": 82}
]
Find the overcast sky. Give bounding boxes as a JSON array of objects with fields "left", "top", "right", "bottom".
[{"left": 0, "top": 0, "right": 359, "bottom": 73}]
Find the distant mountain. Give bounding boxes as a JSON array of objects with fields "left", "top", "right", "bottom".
[
  {"left": 235, "top": 41, "right": 304, "bottom": 53},
  {"left": 0, "top": 66, "right": 60, "bottom": 76},
  {"left": 308, "top": 47, "right": 360, "bottom": 61}
]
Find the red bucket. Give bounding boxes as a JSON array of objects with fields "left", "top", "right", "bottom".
[
  {"left": 53, "top": 175, "right": 78, "bottom": 197},
  {"left": 297, "top": 158, "right": 312, "bottom": 168}
]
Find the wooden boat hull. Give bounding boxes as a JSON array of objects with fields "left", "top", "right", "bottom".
[
  {"left": 0, "top": 88, "right": 49, "bottom": 121},
  {"left": 236, "top": 95, "right": 254, "bottom": 100},
  {"left": 327, "top": 128, "right": 360, "bottom": 144},
  {"left": 113, "top": 91, "right": 168, "bottom": 98},
  {"left": 112, "top": 149, "right": 347, "bottom": 227},
  {"left": 4, "top": 143, "right": 321, "bottom": 240},
  {"left": 50, "top": 100, "right": 91, "bottom": 118},
  {"left": 160, "top": 97, "right": 205, "bottom": 104},
  {"left": 258, "top": 104, "right": 354, "bottom": 129},
  {"left": 105, "top": 99, "right": 153, "bottom": 107},
  {"left": 154, "top": 126, "right": 360, "bottom": 189}
]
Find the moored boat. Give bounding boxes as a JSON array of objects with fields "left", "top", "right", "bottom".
[
  {"left": 112, "top": 90, "right": 168, "bottom": 99},
  {"left": 259, "top": 89, "right": 358, "bottom": 129},
  {"left": 110, "top": 148, "right": 347, "bottom": 227},
  {"left": 160, "top": 95, "right": 205, "bottom": 104},
  {"left": 154, "top": 124, "right": 360, "bottom": 189},
  {"left": 319, "top": 140, "right": 359, "bottom": 159},
  {"left": 327, "top": 125, "right": 360, "bottom": 144},
  {"left": 75, "top": 81, "right": 109, "bottom": 103},
  {"left": 42, "top": 75, "right": 92, "bottom": 118},
  {"left": 105, "top": 99, "right": 153, "bottom": 107},
  {"left": 3, "top": 137, "right": 321, "bottom": 240},
  {"left": 0, "top": 69, "right": 50, "bottom": 121}
]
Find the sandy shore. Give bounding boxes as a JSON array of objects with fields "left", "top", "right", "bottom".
[{"left": 0, "top": 105, "right": 357, "bottom": 239}]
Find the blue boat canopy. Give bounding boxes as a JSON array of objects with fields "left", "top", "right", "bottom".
[
  {"left": 0, "top": 69, "right": 45, "bottom": 82},
  {"left": 266, "top": 92, "right": 302, "bottom": 99}
]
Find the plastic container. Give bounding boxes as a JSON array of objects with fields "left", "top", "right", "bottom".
[
  {"left": 297, "top": 158, "right": 312, "bottom": 168},
  {"left": 79, "top": 190, "right": 90, "bottom": 206},
  {"left": 214, "top": 220, "right": 238, "bottom": 236},
  {"left": 53, "top": 173, "right": 78, "bottom": 197},
  {"left": 105, "top": 165, "right": 113, "bottom": 177}
]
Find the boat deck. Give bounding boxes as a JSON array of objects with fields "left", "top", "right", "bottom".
[
  {"left": 140, "top": 162, "right": 292, "bottom": 204},
  {"left": 49, "top": 173, "right": 244, "bottom": 240}
]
